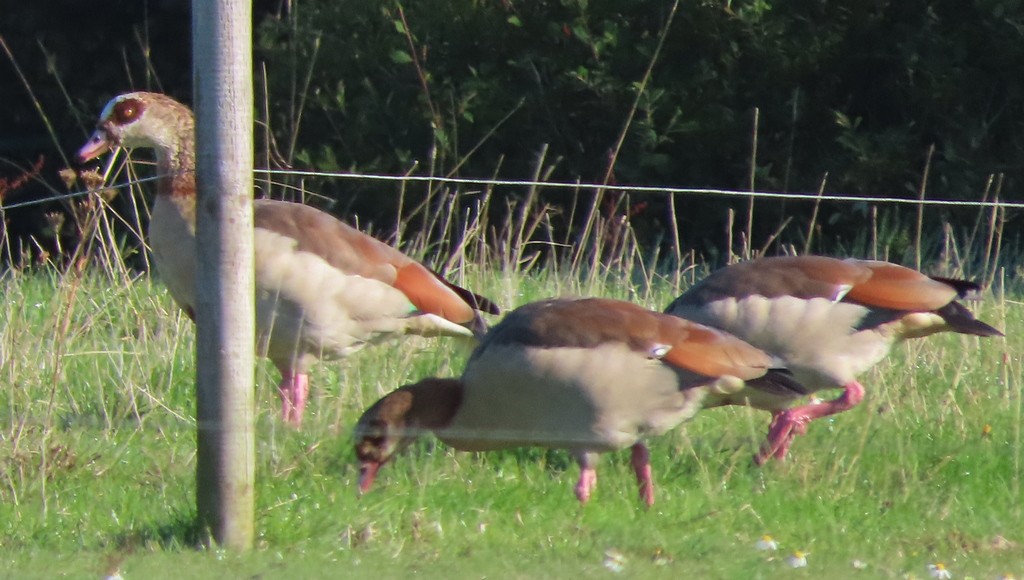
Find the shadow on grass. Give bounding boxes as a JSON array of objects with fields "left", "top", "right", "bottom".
[{"left": 112, "top": 511, "right": 204, "bottom": 551}]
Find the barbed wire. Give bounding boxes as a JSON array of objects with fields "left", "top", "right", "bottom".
[{"left": 3, "top": 167, "right": 1022, "bottom": 211}]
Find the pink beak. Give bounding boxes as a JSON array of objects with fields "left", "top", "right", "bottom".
[
  {"left": 77, "top": 129, "right": 111, "bottom": 163},
  {"left": 358, "top": 462, "right": 380, "bottom": 495}
]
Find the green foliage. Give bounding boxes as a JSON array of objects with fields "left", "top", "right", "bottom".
[
  {"left": 2, "top": 0, "right": 1022, "bottom": 261},
  {"left": 247, "top": 0, "right": 1024, "bottom": 254}
]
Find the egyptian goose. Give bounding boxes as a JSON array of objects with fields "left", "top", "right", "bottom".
[
  {"left": 664, "top": 255, "right": 1003, "bottom": 463},
  {"left": 353, "top": 297, "right": 804, "bottom": 506},
  {"left": 76, "top": 91, "right": 499, "bottom": 426}
]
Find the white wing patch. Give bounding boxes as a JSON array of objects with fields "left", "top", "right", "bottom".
[
  {"left": 648, "top": 343, "right": 671, "bottom": 359},
  {"left": 831, "top": 283, "right": 854, "bottom": 303}
]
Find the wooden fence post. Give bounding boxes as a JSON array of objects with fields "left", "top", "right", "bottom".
[{"left": 193, "top": 0, "right": 256, "bottom": 550}]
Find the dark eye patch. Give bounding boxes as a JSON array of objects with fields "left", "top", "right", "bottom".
[{"left": 112, "top": 98, "right": 144, "bottom": 124}]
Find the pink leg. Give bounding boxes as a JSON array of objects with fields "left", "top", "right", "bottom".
[
  {"left": 278, "top": 371, "right": 310, "bottom": 427},
  {"left": 755, "top": 380, "right": 865, "bottom": 465},
  {"left": 630, "top": 443, "right": 655, "bottom": 507},
  {"left": 574, "top": 452, "right": 598, "bottom": 504}
]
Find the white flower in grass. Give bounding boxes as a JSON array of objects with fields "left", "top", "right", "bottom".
[
  {"left": 787, "top": 551, "right": 808, "bottom": 568},
  {"left": 755, "top": 535, "right": 779, "bottom": 551},
  {"left": 927, "top": 562, "right": 952, "bottom": 579},
  {"left": 852, "top": 559, "right": 868, "bottom": 570},
  {"left": 602, "top": 549, "right": 626, "bottom": 573}
]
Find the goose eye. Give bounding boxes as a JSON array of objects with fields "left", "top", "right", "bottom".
[{"left": 112, "top": 99, "right": 142, "bottom": 124}]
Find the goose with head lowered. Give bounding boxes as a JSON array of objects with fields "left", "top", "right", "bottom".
[
  {"left": 353, "top": 297, "right": 805, "bottom": 506},
  {"left": 76, "top": 91, "right": 499, "bottom": 427},
  {"left": 664, "top": 255, "right": 1003, "bottom": 464}
]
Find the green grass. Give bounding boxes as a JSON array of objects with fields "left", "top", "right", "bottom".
[{"left": 1, "top": 265, "right": 1021, "bottom": 579}]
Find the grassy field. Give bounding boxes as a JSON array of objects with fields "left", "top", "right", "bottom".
[{"left": 0, "top": 258, "right": 1020, "bottom": 579}]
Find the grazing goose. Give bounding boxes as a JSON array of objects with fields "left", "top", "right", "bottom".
[
  {"left": 77, "top": 91, "right": 499, "bottom": 426},
  {"left": 664, "top": 255, "right": 1003, "bottom": 463},
  {"left": 354, "top": 297, "right": 804, "bottom": 506}
]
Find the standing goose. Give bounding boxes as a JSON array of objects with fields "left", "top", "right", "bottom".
[
  {"left": 354, "top": 297, "right": 804, "bottom": 506},
  {"left": 77, "top": 91, "right": 499, "bottom": 426},
  {"left": 664, "top": 255, "right": 1003, "bottom": 463}
]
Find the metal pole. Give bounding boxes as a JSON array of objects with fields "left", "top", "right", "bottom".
[{"left": 193, "top": 0, "right": 255, "bottom": 550}]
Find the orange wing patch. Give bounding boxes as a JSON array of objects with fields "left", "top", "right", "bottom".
[
  {"left": 844, "top": 262, "right": 958, "bottom": 311},
  {"left": 658, "top": 321, "right": 772, "bottom": 381},
  {"left": 393, "top": 263, "right": 477, "bottom": 324}
]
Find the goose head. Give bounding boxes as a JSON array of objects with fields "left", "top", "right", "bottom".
[
  {"left": 353, "top": 378, "right": 462, "bottom": 493},
  {"left": 78, "top": 92, "right": 194, "bottom": 163}
]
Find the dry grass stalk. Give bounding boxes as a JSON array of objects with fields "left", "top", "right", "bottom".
[
  {"left": 512, "top": 144, "right": 552, "bottom": 268},
  {"left": 982, "top": 174, "right": 1005, "bottom": 288},
  {"left": 802, "top": 172, "right": 828, "bottom": 255},
  {"left": 914, "top": 144, "right": 935, "bottom": 271},
  {"left": 726, "top": 208, "right": 736, "bottom": 264},
  {"left": 965, "top": 174, "right": 995, "bottom": 272},
  {"left": 870, "top": 205, "right": 878, "bottom": 261},
  {"left": 667, "top": 194, "right": 683, "bottom": 290},
  {"left": 745, "top": 106, "right": 759, "bottom": 261}
]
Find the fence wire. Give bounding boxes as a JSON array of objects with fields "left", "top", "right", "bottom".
[{"left": 3, "top": 168, "right": 1022, "bottom": 211}]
